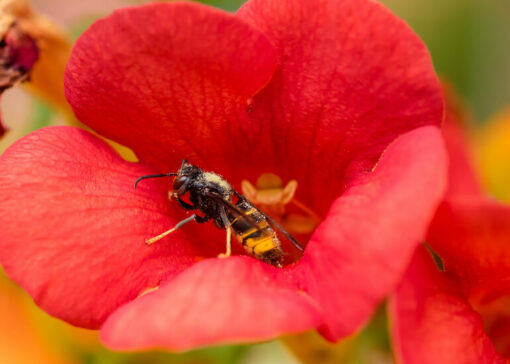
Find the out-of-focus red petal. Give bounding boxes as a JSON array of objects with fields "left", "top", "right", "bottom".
[
  {"left": 0, "top": 127, "right": 200, "bottom": 329},
  {"left": 475, "top": 297, "right": 510, "bottom": 357},
  {"left": 441, "top": 83, "right": 482, "bottom": 196},
  {"left": 237, "top": 0, "right": 443, "bottom": 195},
  {"left": 428, "top": 197, "right": 510, "bottom": 307},
  {"left": 389, "top": 247, "right": 505, "bottom": 364},
  {"left": 293, "top": 126, "right": 447, "bottom": 341},
  {"left": 100, "top": 257, "right": 322, "bottom": 351},
  {"left": 442, "top": 120, "right": 481, "bottom": 196},
  {"left": 64, "top": 2, "right": 277, "bottom": 170}
]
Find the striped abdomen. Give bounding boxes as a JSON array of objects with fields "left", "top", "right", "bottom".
[{"left": 229, "top": 201, "right": 283, "bottom": 267}]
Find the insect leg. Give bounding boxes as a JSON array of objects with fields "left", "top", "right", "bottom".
[
  {"left": 194, "top": 214, "right": 211, "bottom": 223},
  {"left": 218, "top": 207, "right": 232, "bottom": 259},
  {"left": 146, "top": 214, "right": 197, "bottom": 245},
  {"left": 218, "top": 226, "right": 232, "bottom": 259}
]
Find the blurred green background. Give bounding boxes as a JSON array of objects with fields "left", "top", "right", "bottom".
[{"left": 1, "top": 0, "right": 509, "bottom": 363}]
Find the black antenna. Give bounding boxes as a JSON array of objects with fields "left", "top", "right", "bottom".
[{"left": 134, "top": 173, "right": 177, "bottom": 188}]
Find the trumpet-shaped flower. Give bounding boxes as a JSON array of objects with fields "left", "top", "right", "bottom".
[{"left": 0, "top": 0, "right": 446, "bottom": 350}]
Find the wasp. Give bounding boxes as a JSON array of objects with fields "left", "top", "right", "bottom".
[{"left": 134, "top": 160, "right": 304, "bottom": 267}]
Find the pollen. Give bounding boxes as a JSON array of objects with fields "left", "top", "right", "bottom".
[
  {"left": 241, "top": 173, "right": 320, "bottom": 235},
  {"left": 202, "top": 172, "right": 231, "bottom": 191}
]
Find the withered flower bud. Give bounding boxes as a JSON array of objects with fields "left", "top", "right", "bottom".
[{"left": 0, "top": 22, "right": 38, "bottom": 92}]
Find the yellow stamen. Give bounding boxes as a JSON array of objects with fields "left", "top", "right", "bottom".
[
  {"left": 218, "top": 226, "right": 232, "bottom": 259},
  {"left": 145, "top": 227, "right": 177, "bottom": 245}
]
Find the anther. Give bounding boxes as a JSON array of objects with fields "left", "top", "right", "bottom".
[{"left": 241, "top": 173, "right": 320, "bottom": 234}]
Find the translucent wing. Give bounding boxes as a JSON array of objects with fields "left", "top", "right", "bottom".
[{"left": 204, "top": 192, "right": 262, "bottom": 233}]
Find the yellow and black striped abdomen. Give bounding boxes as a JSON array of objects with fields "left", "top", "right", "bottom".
[{"left": 229, "top": 204, "right": 284, "bottom": 267}]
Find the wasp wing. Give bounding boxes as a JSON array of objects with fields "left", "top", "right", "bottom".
[
  {"left": 232, "top": 191, "right": 305, "bottom": 251},
  {"left": 204, "top": 192, "right": 263, "bottom": 233},
  {"left": 257, "top": 209, "right": 305, "bottom": 251}
]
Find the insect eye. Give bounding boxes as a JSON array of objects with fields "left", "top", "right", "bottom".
[{"left": 173, "top": 175, "right": 188, "bottom": 190}]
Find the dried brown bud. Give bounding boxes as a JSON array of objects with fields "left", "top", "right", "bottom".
[
  {"left": 0, "top": 0, "right": 73, "bottom": 137},
  {"left": 0, "top": 22, "right": 38, "bottom": 91}
]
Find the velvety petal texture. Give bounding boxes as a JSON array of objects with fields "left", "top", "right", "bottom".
[
  {"left": 101, "top": 257, "right": 322, "bottom": 351},
  {"left": 390, "top": 247, "right": 505, "bottom": 364},
  {"left": 294, "top": 126, "right": 447, "bottom": 340},
  {"left": 0, "top": 127, "right": 199, "bottom": 328},
  {"left": 237, "top": 0, "right": 443, "bottom": 199},
  {"left": 65, "top": 2, "right": 278, "bottom": 170}
]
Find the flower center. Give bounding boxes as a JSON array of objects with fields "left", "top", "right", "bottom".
[
  {"left": 241, "top": 173, "right": 320, "bottom": 235},
  {"left": 139, "top": 167, "right": 320, "bottom": 268}
]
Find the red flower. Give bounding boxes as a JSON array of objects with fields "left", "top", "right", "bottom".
[
  {"left": 0, "top": 0, "right": 446, "bottom": 350},
  {"left": 389, "top": 88, "right": 510, "bottom": 363}
]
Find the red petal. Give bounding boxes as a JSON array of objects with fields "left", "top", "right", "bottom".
[
  {"left": 389, "top": 247, "right": 505, "bottom": 364},
  {"left": 237, "top": 0, "right": 443, "bottom": 189},
  {"left": 441, "top": 83, "right": 482, "bottom": 196},
  {"left": 475, "top": 297, "right": 510, "bottom": 357},
  {"left": 64, "top": 2, "right": 278, "bottom": 170},
  {"left": 428, "top": 197, "right": 510, "bottom": 308},
  {"left": 100, "top": 257, "right": 322, "bottom": 351},
  {"left": 294, "top": 126, "right": 447, "bottom": 341},
  {"left": 0, "top": 127, "right": 200, "bottom": 328},
  {"left": 443, "top": 120, "right": 481, "bottom": 196}
]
